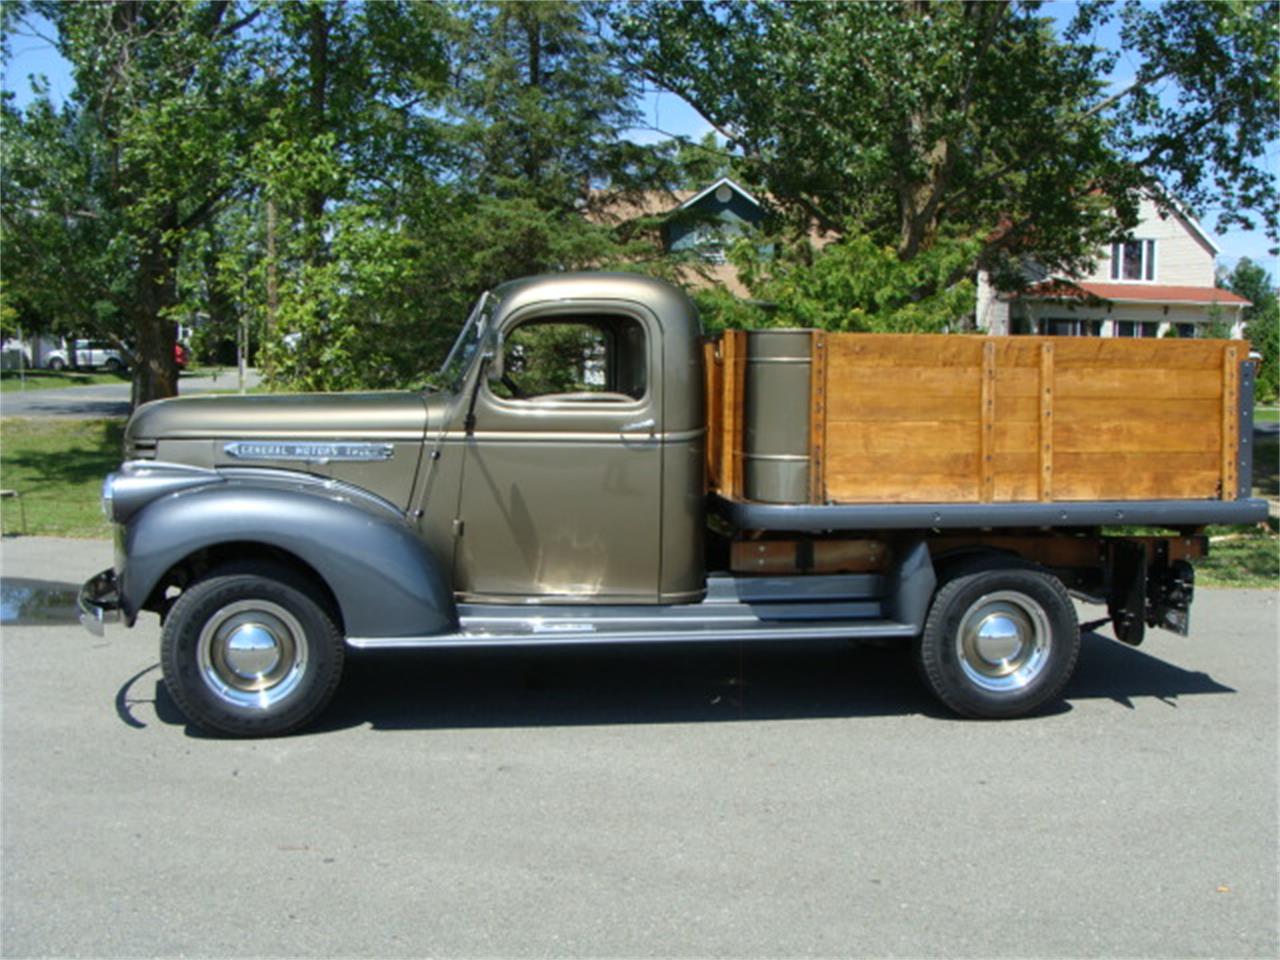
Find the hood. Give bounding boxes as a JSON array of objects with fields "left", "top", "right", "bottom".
[{"left": 126, "top": 391, "right": 433, "bottom": 442}]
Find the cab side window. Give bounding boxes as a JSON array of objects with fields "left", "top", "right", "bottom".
[{"left": 493, "top": 314, "right": 646, "bottom": 403}]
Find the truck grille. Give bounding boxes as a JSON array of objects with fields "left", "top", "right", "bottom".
[{"left": 126, "top": 438, "right": 157, "bottom": 461}]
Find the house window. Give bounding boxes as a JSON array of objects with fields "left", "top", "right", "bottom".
[
  {"left": 1049, "top": 319, "right": 1102, "bottom": 336},
  {"left": 692, "top": 225, "right": 727, "bottom": 264},
  {"left": 1110, "top": 239, "right": 1156, "bottom": 281},
  {"left": 1114, "top": 320, "right": 1157, "bottom": 338},
  {"left": 1176, "top": 323, "right": 1197, "bottom": 338}
]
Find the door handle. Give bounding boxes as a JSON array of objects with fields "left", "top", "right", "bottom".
[{"left": 622, "top": 417, "right": 656, "bottom": 434}]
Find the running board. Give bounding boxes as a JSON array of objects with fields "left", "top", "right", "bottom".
[
  {"left": 347, "top": 552, "right": 936, "bottom": 651},
  {"left": 346, "top": 616, "right": 919, "bottom": 650}
]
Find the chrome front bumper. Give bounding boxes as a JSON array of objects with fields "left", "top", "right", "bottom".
[{"left": 78, "top": 568, "right": 121, "bottom": 637}]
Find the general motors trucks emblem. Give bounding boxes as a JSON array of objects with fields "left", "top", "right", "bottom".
[{"left": 223, "top": 441, "right": 394, "bottom": 463}]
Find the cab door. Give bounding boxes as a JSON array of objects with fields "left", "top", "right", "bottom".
[{"left": 452, "top": 301, "right": 663, "bottom": 602}]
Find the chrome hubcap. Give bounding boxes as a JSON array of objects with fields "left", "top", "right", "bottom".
[
  {"left": 224, "top": 624, "right": 283, "bottom": 679},
  {"left": 198, "top": 600, "right": 307, "bottom": 709},
  {"left": 956, "top": 591, "right": 1052, "bottom": 692}
]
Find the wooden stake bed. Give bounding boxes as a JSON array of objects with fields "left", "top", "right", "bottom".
[{"left": 705, "top": 331, "right": 1256, "bottom": 508}]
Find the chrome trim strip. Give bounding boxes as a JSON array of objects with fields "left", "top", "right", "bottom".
[
  {"left": 440, "top": 427, "right": 706, "bottom": 444},
  {"left": 742, "top": 453, "right": 809, "bottom": 463},
  {"left": 346, "top": 620, "right": 918, "bottom": 650},
  {"left": 161, "top": 429, "right": 424, "bottom": 441}
]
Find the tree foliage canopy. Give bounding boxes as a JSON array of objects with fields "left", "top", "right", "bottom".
[
  {"left": 1222, "top": 258, "right": 1280, "bottom": 402},
  {"left": 617, "top": 0, "right": 1278, "bottom": 324},
  {"left": 2, "top": 0, "right": 1274, "bottom": 397}
]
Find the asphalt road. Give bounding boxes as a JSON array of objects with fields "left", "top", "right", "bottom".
[
  {"left": 0, "top": 368, "right": 262, "bottom": 418},
  {"left": 1, "top": 536, "right": 1276, "bottom": 958}
]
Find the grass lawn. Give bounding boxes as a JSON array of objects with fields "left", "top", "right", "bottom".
[
  {"left": 1198, "top": 524, "right": 1279, "bottom": 588},
  {"left": 0, "top": 369, "right": 131, "bottom": 393},
  {"left": 1, "top": 418, "right": 122, "bottom": 538},
  {"left": 1255, "top": 406, "right": 1279, "bottom": 424}
]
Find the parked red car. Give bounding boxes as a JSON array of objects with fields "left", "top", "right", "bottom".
[{"left": 175, "top": 343, "right": 191, "bottom": 370}]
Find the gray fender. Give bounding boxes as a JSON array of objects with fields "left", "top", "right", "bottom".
[{"left": 120, "top": 478, "right": 455, "bottom": 638}]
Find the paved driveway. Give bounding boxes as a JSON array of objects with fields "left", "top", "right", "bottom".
[
  {"left": 0, "top": 368, "right": 261, "bottom": 418},
  {"left": 1, "top": 536, "right": 1276, "bottom": 958}
]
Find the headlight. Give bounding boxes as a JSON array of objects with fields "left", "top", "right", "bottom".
[{"left": 101, "top": 474, "right": 117, "bottom": 522}]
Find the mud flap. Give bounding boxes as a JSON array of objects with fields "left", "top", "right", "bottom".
[
  {"left": 1107, "top": 542, "right": 1196, "bottom": 646},
  {"left": 1151, "top": 559, "right": 1195, "bottom": 637},
  {"left": 1107, "top": 541, "right": 1147, "bottom": 646}
]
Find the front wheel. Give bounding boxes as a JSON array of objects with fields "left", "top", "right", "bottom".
[
  {"left": 48, "top": 357, "right": 66, "bottom": 371},
  {"left": 915, "top": 565, "right": 1079, "bottom": 719},
  {"left": 161, "top": 563, "right": 344, "bottom": 737}
]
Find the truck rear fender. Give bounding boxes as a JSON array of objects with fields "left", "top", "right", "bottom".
[
  {"left": 884, "top": 540, "right": 937, "bottom": 632},
  {"left": 120, "top": 480, "right": 455, "bottom": 638}
]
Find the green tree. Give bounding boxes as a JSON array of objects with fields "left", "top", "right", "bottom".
[
  {"left": 1, "top": 94, "right": 122, "bottom": 352},
  {"left": 236, "top": 0, "right": 453, "bottom": 391},
  {"left": 441, "top": 1, "right": 670, "bottom": 282},
  {"left": 1222, "top": 258, "right": 1280, "bottom": 402},
  {"left": 617, "top": 1, "right": 1278, "bottom": 323},
  {"left": 2, "top": 1, "right": 266, "bottom": 404},
  {"left": 230, "top": 1, "right": 673, "bottom": 394}
]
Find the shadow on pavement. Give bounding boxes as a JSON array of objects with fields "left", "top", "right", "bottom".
[
  {"left": 201, "top": 631, "right": 1243, "bottom": 735},
  {"left": 108, "top": 631, "right": 1235, "bottom": 736}
]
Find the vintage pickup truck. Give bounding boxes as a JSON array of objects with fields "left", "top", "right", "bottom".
[{"left": 79, "top": 273, "right": 1266, "bottom": 736}]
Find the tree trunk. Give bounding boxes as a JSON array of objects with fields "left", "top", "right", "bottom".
[
  {"left": 265, "top": 194, "right": 279, "bottom": 381},
  {"left": 129, "top": 235, "right": 179, "bottom": 407},
  {"left": 896, "top": 116, "right": 953, "bottom": 260},
  {"left": 304, "top": 4, "right": 331, "bottom": 255}
]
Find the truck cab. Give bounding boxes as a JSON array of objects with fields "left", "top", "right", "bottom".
[{"left": 429, "top": 273, "right": 705, "bottom": 604}]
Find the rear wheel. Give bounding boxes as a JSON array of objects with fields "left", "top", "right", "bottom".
[
  {"left": 161, "top": 562, "right": 344, "bottom": 737},
  {"left": 104, "top": 357, "right": 124, "bottom": 373},
  {"left": 916, "top": 565, "right": 1079, "bottom": 719}
]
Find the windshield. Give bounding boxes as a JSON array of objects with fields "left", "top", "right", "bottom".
[{"left": 434, "top": 291, "right": 494, "bottom": 392}]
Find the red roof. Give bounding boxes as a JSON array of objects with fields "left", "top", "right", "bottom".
[{"left": 1027, "top": 281, "right": 1251, "bottom": 307}]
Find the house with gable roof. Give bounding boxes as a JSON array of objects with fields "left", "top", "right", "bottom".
[
  {"left": 608, "top": 178, "right": 1249, "bottom": 339},
  {"left": 976, "top": 194, "right": 1250, "bottom": 338}
]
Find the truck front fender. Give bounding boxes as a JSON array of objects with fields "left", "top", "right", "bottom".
[{"left": 118, "top": 472, "right": 455, "bottom": 639}]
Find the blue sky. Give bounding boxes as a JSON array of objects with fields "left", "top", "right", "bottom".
[{"left": 4, "top": 5, "right": 1275, "bottom": 273}]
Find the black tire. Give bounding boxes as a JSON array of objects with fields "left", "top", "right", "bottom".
[
  {"left": 160, "top": 562, "right": 344, "bottom": 737},
  {"left": 48, "top": 357, "right": 66, "bottom": 371},
  {"left": 915, "top": 564, "right": 1079, "bottom": 719},
  {"left": 104, "top": 357, "right": 124, "bottom": 373}
]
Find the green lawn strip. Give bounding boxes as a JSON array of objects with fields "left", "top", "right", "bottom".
[
  {"left": 1254, "top": 407, "right": 1279, "bottom": 424},
  {"left": 1, "top": 370, "right": 131, "bottom": 393},
  {"left": 1197, "top": 525, "right": 1280, "bottom": 588},
  {"left": 0, "top": 418, "right": 123, "bottom": 538}
]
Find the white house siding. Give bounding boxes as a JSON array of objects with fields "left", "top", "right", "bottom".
[
  {"left": 975, "top": 270, "right": 1011, "bottom": 335},
  {"left": 1086, "top": 197, "right": 1217, "bottom": 287},
  {"left": 975, "top": 194, "right": 1245, "bottom": 338}
]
